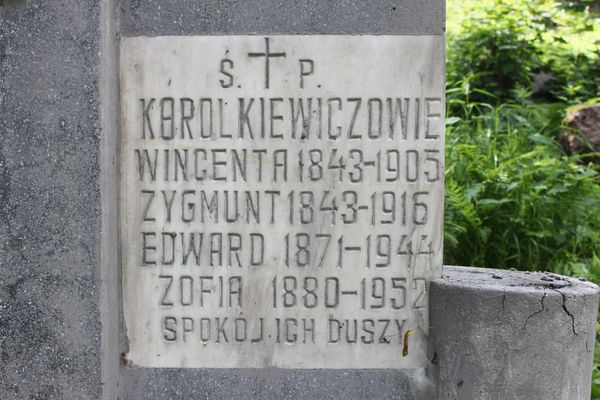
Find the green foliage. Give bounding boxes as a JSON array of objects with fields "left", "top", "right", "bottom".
[
  {"left": 543, "top": 47, "right": 600, "bottom": 103},
  {"left": 444, "top": 83, "right": 600, "bottom": 272},
  {"left": 447, "top": 1, "right": 543, "bottom": 102},
  {"left": 594, "top": 320, "right": 600, "bottom": 399},
  {"left": 559, "top": 0, "right": 600, "bottom": 13},
  {"left": 447, "top": 0, "right": 600, "bottom": 103}
]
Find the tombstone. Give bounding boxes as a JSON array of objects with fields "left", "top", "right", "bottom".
[{"left": 0, "top": 1, "right": 597, "bottom": 399}]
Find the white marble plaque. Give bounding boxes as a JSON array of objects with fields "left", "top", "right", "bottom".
[{"left": 120, "top": 35, "right": 444, "bottom": 368}]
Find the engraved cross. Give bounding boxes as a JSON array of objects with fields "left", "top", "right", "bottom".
[{"left": 248, "top": 37, "right": 287, "bottom": 89}]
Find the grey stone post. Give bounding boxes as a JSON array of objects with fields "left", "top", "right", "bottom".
[
  {"left": 2, "top": 1, "right": 598, "bottom": 399},
  {"left": 1, "top": 1, "right": 109, "bottom": 399},
  {"left": 2, "top": 1, "right": 445, "bottom": 399},
  {"left": 431, "top": 266, "right": 599, "bottom": 400}
]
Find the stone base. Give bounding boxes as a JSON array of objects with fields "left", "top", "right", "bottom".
[{"left": 431, "top": 266, "right": 599, "bottom": 400}]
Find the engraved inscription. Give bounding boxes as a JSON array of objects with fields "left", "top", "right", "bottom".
[{"left": 121, "top": 35, "right": 445, "bottom": 369}]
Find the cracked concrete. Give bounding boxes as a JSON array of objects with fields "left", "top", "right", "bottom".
[
  {"left": 551, "top": 288, "right": 578, "bottom": 336},
  {"left": 430, "top": 266, "right": 599, "bottom": 400},
  {"left": 522, "top": 289, "right": 546, "bottom": 331}
]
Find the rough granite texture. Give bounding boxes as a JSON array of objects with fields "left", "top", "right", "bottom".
[
  {"left": 0, "top": 0, "right": 102, "bottom": 399},
  {"left": 120, "top": 0, "right": 445, "bottom": 36},
  {"left": 0, "top": 1, "right": 445, "bottom": 399}
]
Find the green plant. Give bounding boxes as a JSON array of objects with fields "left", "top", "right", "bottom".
[
  {"left": 447, "top": 0, "right": 545, "bottom": 102},
  {"left": 444, "top": 83, "right": 600, "bottom": 271},
  {"left": 559, "top": 0, "right": 600, "bottom": 13},
  {"left": 543, "top": 47, "right": 600, "bottom": 103},
  {"left": 448, "top": 0, "right": 600, "bottom": 104}
]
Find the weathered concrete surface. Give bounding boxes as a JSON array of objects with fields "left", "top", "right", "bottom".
[
  {"left": 120, "top": 0, "right": 445, "bottom": 36},
  {"left": 3, "top": 1, "right": 599, "bottom": 399},
  {"left": 0, "top": 0, "right": 447, "bottom": 398},
  {"left": 124, "top": 369, "right": 430, "bottom": 400},
  {"left": 0, "top": 0, "right": 104, "bottom": 399},
  {"left": 1, "top": 1, "right": 446, "bottom": 399},
  {"left": 430, "top": 266, "right": 600, "bottom": 400}
]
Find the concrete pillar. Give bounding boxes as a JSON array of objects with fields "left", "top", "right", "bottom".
[{"left": 430, "top": 266, "right": 599, "bottom": 400}]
